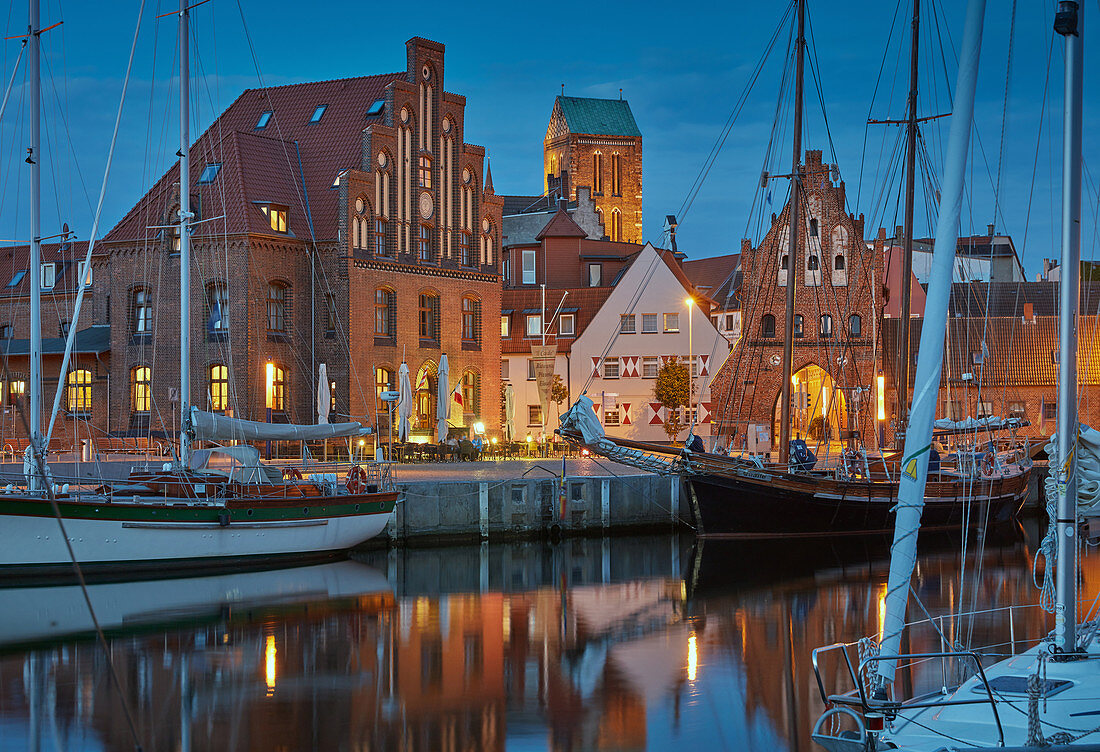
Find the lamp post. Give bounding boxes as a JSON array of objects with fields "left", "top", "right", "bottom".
[
  {"left": 684, "top": 297, "right": 695, "bottom": 431},
  {"left": 265, "top": 361, "right": 274, "bottom": 460},
  {"left": 876, "top": 370, "right": 886, "bottom": 448}
]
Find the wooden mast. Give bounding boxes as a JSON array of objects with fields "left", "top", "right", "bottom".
[
  {"left": 896, "top": 0, "right": 920, "bottom": 441},
  {"left": 778, "top": 0, "right": 806, "bottom": 464}
]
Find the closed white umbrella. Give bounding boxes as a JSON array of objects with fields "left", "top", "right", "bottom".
[
  {"left": 397, "top": 362, "right": 412, "bottom": 442},
  {"left": 504, "top": 382, "right": 515, "bottom": 442},
  {"left": 317, "top": 363, "right": 330, "bottom": 424},
  {"left": 437, "top": 354, "right": 450, "bottom": 442}
]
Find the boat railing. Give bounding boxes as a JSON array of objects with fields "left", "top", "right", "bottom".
[{"left": 811, "top": 643, "right": 1005, "bottom": 746}]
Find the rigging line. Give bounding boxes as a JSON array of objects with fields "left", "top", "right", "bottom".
[
  {"left": 675, "top": 0, "right": 795, "bottom": 228},
  {"left": 1019, "top": 28, "right": 1055, "bottom": 259},
  {"left": 989, "top": 0, "right": 1017, "bottom": 230},
  {"left": 0, "top": 353, "right": 145, "bottom": 752},
  {"left": 0, "top": 39, "right": 26, "bottom": 126},
  {"left": 45, "top": 0, "right": 148, "bottom": 447},
  {"left": 857, "top": 0, "right": 907, "bottom": 209}
]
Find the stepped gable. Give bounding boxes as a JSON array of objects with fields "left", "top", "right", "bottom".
[{"left": 103, "top": 72, "right": 404, "bottom": 245}]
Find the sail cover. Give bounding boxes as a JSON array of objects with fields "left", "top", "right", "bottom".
[{"left": 191, "top": 408, "right": 368, "bottom": 442}]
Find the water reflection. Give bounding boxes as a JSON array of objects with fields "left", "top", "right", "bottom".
[{"left": 0, "top": 523, "right": 1078, "bottom": 751}]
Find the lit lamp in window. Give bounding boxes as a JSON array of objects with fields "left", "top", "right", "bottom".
[
  {"left": 265, "top": 361, "right": 274, "bottom": 459},
  {"left": 877, "top": 370, "right": 886, "bottom": 447}
]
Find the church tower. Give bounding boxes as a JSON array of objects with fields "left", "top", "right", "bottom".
[{"left": 543, "top": 95, "right": 642, "bottom": 244}]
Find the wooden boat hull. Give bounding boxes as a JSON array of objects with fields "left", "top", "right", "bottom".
[
  {"left": 686, "top": 467, "right": 1028, "bottom": 537},
  {"left": 0, "top": 491, "right": 398, "bottom": 581}
]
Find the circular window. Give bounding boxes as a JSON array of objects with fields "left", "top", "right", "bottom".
[
  {"left": 354, "top": 197, "right": 365, "bottom": 214},
  {"left": 419, "top": 192, "right": 434, "bottom": 220},
  {"left": 769, "top": 354, "right": 782, "bottom": 366},
  {"left": 421, "top": 65, "right": 431, "bottom": 81},
  {"left": 400, "top": 107, "right": 410, "bottom": 124},
  {"left": 462, "top": 167, "right": 471, "bottom": 184},
  {"left": 377, "top": 152, "right": 387, "bottom": 168},
  {"left": 482, "top": 218, "right": 490, "bottom": 233},
  {"left": 442, "top": 117, "right": 452, "bottom": 134}
]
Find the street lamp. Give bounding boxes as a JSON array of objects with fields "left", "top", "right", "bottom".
[
  {"left": 684, "top": 297, "right": 695, "bottom": 431},
  {"left": 265, "top": 361, "right": 274, "bottom": 460}
]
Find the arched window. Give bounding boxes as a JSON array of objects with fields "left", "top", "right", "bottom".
[
  {"left": 67, "top": 369, "right": 92, "bottom": 413},
  {"left": 352, "top": 197, "right": 370, "bottom": 250},
  {"left": 781, "top": 254, "right": 789, "bottom": 270},
  {"left": 482, "top": 221, "right": 495, "bottom": 266},
  {"left": 418, "top": 291, "right": 440, "bottom": 342},
  {"left": 611, "top": 153, "right": 622, "bottom": 195},
  {"left": 809, "top": 218, "right": 819, "bottom": 237},
  {"left": 376, "top": 366, "right": 395, "bottom": 413},
  {"left": 131, "top": 287, "right": 152, "bottom": 334},
  {"left": 374, "top": 288, "right": 395, "bottom": 339},
  {"left": 266, "top": 363, "right": 286, "bottom": 413},
  {"left": 267, "top": 282, "right": 287, "bottom": 334},
  {"left": 593, "top": 152, "right": 604, "bottom": 194},
  {"left": 820, "top": 314, "right": 833, "bottom": 338},
  {"left": 419, "top": 155, "right": 433, "bottom": 189},
  {"left": 849, "top": 314, "right": 862, "bottom": 337},
  {"left": 761, "top": 314, "right": 776, "bottom": 338},
  {"left": 793, "top": 314, "right": 804, "bottom": 338},
  {"left": 209, "top": 363, "right": 229, "bottom": 411},
  {"left": 131, "top": 366, "right": 151, "bottom": 412},
  {"left": 834, "top": 254, "right": 846, "bottom": 271},
  {"left": 611, "top": 209, "right": 622, "bottom": 242},
  {"left": 808, "top": 255, "right": 820, "bottom": 270},
  {"left": 462, "top": 296, "right": 481, "bottom": 347},
  {"left": 458, "top": 231, "right": 472, "bottom": 266},
  {"left": 205, "top": 281, "right": 229, "bottom": 336},
  {"left": 461, "top": 369, "right": 481, "bottom": 419}
]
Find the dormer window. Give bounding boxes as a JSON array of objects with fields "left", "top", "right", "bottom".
[
  {"left": 261, "top": 205, "right": 288, "bottom": 233},
  {"left": 366, "top": 98, "right": 385, "bottom": 117},
  {"left": 197, "top": 162, "right": 221, "bottom": 184},
  {"left": 309, "top": 105, "right": 327, "bottom": 123},
  {"left": 40, "top": 263, "right": 56, "bottom": 290},
  {"left": 255, "top": 111, "right": 272, "bottom": 129}
]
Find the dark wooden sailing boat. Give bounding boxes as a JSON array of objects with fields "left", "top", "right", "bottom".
[{"left": 559, "top": 0, "right": 1031, "bottom": 537}]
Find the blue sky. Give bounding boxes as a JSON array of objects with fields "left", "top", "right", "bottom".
[{"left": 0, "top": 0, "right": 1094, "bottom": 277}]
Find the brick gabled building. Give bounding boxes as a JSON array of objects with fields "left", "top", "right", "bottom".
[
  {"left": 94, "top": 37, "right": 502, "bottom": 443},
  {"left": 710, "top": 150, "right": 883, "bottom": 451},
  {"left": 543, "top": 96, "right": 642, "bottom": 243}
]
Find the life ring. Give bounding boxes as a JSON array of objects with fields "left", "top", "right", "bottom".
[
  {"left": 981, "top": 451, "right": 996, "bottom": 476},
  {"left": 282, "top": 466, "right": 302, "bottom": 481},
  {"left": 345, "top": 465, "right": 368, "bottom": 495}
]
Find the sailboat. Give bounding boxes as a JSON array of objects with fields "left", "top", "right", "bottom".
[
  {"left": 559, "top": 0, "right": 1032, "bottom": 537},
  {"left": 0, "top": 0, "right": 396, "bottom": 582},
  {"left": 810, "top": 1, "right": 1100, "bottom": 749}
]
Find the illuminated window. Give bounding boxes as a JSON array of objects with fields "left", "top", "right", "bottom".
[
  {"left": 268, "top": 364, "right": 286, "bottom": 413},
  {"left": 604, "top": 407, "right": 620, "bottom": 426},
  {"left": 793, "top": 314, "right": 804, "bottom": 338},
  {"left": 67, "top": 369, "right": 92, "bottom": 413},
  {"left": 76, "top": 261, "right": 92, "bottom": 288},
  {"left": 7, "top": 378, "right": 25, "bottom": 405},
  {"left": 131, "top": 287, "right": 152, "bottom": 334},
  {"left": 376, "top": 366, "right": 395, "bottom": 412},
  {"left": 131, "top": 366, "right": 151, "bottom": 412},
  {"left": 593, "top": 152, "right": 604, "bottom": 194},
  {"left": 500, "top": 315, "right": 510, "bottom": 338},
  {"left": 461, "top": 370, "right": 481, "bottom": 417},
  {"left": 209, "top": 364, "right": 228, "bottom": 411},
  {"left": 611, "top": 209, "right": 622, "bottom": 242},
  {"left": 262, "top": 205, "right": 288, "bottom": 233},
  {"left": 267, "top": 282, "right": 287, "bottom": 334},
  {"left": 663, "top": 313, "right": 680, "bottom": 333},
  {"left": 527, "top": 404, "right": 543, "bottom": 426},
  {"left": 611, "top": 153, "right": 622, "bottom": 196}
]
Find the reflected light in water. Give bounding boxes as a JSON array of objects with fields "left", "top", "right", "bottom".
[
  {"left": 265, "top": 635, "right": 277, "bottom": 696},
  {"left": 688, "top": 632, "right": 698, "bottom": 682}
]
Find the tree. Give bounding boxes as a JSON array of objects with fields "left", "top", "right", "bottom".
[
  {"left": 550, "top": 374, "right": 569, "bottom": 414},
  {"left": 653, "top": 356, "right": 690, "bottom": 442}
]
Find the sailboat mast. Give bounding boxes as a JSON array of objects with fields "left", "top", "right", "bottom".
[
  {"left": 178, "top": 0, "right": 192, "bottom": 467},
  {"left": 896, "top": 0, "right": 920, "bottom": 436},
  {"left": 28, "top": 0, "right": 42, "bottom": 472},
  {"left": 1054, "top": 0, "right": 1082, "bottom": 654},
  {"left": 778, "top": 0, "right": 805, "bottom": 465}
]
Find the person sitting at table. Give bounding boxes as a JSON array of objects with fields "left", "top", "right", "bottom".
[{"left": 458, "top": 437, "right": 476, "bottom": 461}]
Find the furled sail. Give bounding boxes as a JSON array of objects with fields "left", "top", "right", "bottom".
[{"left": 190, "top": 408, "right": 370, "bottom": 443}]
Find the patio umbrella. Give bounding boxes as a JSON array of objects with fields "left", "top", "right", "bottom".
[
  {"left": 317, "top": 362, "right": 330, "bottom": 424},
  {"left": 397, "top": 362, "right": 412, "bottom": 442},
  {"left": 504, "top": 382, "right": 515, "bottom": 442},
  {"left": 436, "top": 354, "right": 450, "bottom": 442}
]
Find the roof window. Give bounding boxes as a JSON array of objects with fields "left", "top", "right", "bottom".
[
  {"left": 6, "top": 270, "right": 26, "bottom": 288},
  {"left": 309, "top": 105, "right": 327, "bottom": 123},
  {"left": 197, "top": 162, "right": 221, "bottom": 184},
  {"left": 255, "top": 111, "right": 272, "bottom": 129},
  {"left": 366, "top": 99, "right": 385, "bottom": 117}
]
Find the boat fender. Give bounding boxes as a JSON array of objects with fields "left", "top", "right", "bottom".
[
  {"left": 61, "top": 484, "right": 69, "bottom": 494},
  {"left": 3, "top": 484, "right": 10, "bottom": 493},
  {"left": 218, "top": 510, "right": 230, "bottom": 527},
  {"left": 162, "top": 462, "right": 172, "bottom": 471}
]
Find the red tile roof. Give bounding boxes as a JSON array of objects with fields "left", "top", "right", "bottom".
[
  {"left": 103, "top": 72, "right": 405, "bottom": 245},
  {"left": 0, "top": 240, "right": 92, "bottom": 297},
  {"left": 501, "top": 286, "right": 612, "bottom": 354},
  {"left": 535, "top": 209, "right": 588, "bottom": 240}
]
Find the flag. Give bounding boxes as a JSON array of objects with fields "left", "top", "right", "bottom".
[{"left": 452, "top": 383, "right": 464, "bottom": 408}]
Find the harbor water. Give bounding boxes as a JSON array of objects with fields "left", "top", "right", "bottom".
[{"left": 0, "top": 517, "right": 1076, "bottom": 751}]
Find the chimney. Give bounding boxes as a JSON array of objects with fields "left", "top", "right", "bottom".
[
  {"left": 986, "top": 222, "right": 995, "bottom": 236},
  {"left": 556, "top": 196, "right": 568, "bottom": 213},
  {"left": 1024, "top": 301, "right": 1034, "bottom": 322}
]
